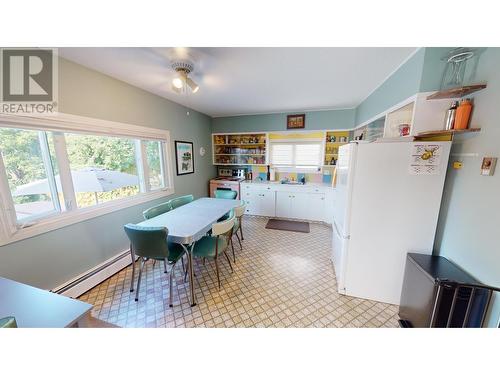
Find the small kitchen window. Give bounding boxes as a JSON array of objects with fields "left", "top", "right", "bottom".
[{"left": 270, "top": 140, "right": 322, "bottom": 172}]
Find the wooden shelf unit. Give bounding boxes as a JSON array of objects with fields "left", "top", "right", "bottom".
[
  {"left": 426, "top": 84, "right": 487, "bottom": 100},
  {"left": 213, "top": 133, "right": 267, "bottom": 165},
  {"left": 324, "top": 130, "right": 350, "bottom": 166}
]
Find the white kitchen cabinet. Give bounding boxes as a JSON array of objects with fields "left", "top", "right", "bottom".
[
  {"left": 307, "top": 193, "right": 326, "bottom": 222},
  {"left": 255, "top": 190, "right": 275, "bottom": 216},
  {"left": 276, "top": 191, "right": 325, "bottom": 221},
  {"left": 276, "top": 191, "right": 292, "bottom": 218},
  {"left": 241, "top": 182, "right": 330, "bottom": 222},
  {"left": 242, "top": 184, "right": 275, "bottom": 216}
]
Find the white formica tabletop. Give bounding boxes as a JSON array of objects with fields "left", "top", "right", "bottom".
[
  {"left": 137, "top": 198, "right": 242, "bottom": 244},
  {"left": 0, "top": 277, "right": 92, "bottom": 328}
]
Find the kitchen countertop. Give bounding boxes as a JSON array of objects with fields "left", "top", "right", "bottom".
[{"left": 242, "top": 180, "right": 334, "bottom": 189}]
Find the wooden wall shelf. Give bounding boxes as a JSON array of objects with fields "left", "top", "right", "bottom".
[
  {"left": 427, "top": 84, "right": 487, "bottom": 100},
  {"left": 415, "top": 128, "right": 481, "bottom": 141}
]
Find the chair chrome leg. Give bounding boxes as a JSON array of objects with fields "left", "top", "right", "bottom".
[
  {"left": 163, "top": 260, "right": 168, "bottom": 273},
  {"left": 215, "top": 258, "right": 221, "bottom": 290},
  {"left": 235, "top": 232, "right": 243, "bottom": 250},
  {"left": 230, "top": 237, "right": 236, "bottom": 263},
  {"left": 240, "top": 225, "right": 244, "bottom": 241},
  {"left": 181, "top": 257, "right": 185, "bottom": 274},
  {"left": 130, "top": 244, "right": 135, "bottom": 292},
  {"left": 135, "top": 258, "right": 146, "bottom": 301},
  {"left": 224, "top": 251, "right": 234, "bottom": 273},
  {"left": 169, "top": 261, "right": 176, "bottom": 307}
]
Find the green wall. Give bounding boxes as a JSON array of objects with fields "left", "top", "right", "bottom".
[
  {"left": 0, "top": 58, "right": 215, "bottom": 290},
  {"left": 354, "top": 48, "right": 425, "bottom": 125},
  {"left": 434, "top": 47, "right": 500, "bottom": 327},
  {"left": 212, "top": 108, "right": 355, "bottom": 133}
]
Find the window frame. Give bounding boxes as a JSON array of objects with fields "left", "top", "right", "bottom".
[
  {"left": 0, "top": 112, "right": 175, "bottom": 246},
  {"left": 269, "top": 138, "right": 324, "bottom": 173}
]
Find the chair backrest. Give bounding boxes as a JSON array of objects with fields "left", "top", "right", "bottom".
[
  {"left": 234, "top": 203, "right": 246, "bottom": 218},
  {"left": 142, "top": 201, "right": 172, "bottom": 220},
  {"left": 124, "top": 223, "right": 169, "bottom": 259},
  {"left": 212, "top": 212, "right": 236, "bottom": 236},
  {"left": 214, "top": 190, "right": 237, "bottom": 199},
  {"left": 0, "top": 317, "right": 17, "bottom": 328},
  {"left": 170, "top": 194, "right": 194, "bottom": 209}
]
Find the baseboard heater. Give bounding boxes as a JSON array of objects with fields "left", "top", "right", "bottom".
[{"left": 51, "top": 249, "right": 132, "bottom": 298}]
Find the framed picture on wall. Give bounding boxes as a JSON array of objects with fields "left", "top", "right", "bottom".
[
  {"left": 287, "top": 114, "right": 305, "bottom": 129},
  {"left": 174, "top": 141, "right": 195, "bottom": 175}
]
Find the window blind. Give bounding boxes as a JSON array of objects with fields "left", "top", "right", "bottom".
[{"left": 270, "top": 142, "right": 322, "bottom": 168}]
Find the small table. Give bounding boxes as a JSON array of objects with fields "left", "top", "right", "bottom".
[
  {"left": 137, "top": 197, "right": 241, "bottom": 306},
  {"left": 0, "top": 277, "right": 92, "bottom": 328}
]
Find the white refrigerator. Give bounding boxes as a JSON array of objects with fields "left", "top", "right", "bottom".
[{"left": 331, "top": 140, "right": 451, "bottom": 305}]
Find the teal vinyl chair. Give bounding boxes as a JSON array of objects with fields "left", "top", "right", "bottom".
[
  {"left": 192, "top": 213, "right": 236, "bottom": 290},
  {"left": 0, "top": 317, "right": 17, "bottom": 328},
  {"left": 215, "top": 190, "right": 237, "bottom": 221},
  {"left": 214, "top": 190, "right": 237, "bottom": 199},
  {"left": 142, "top": 201, "right": 173, "bottom": 220},
  {"left": 170, "top": 194, "right": 194, "bottom": 209},
  {"left": 124, "top": 224, "right": 186, "bottom": 306}
]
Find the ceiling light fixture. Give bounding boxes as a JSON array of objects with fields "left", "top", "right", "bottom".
[
  {"left": 186, "top": 77, "right": 199, "bottom": 93},
  {"left": 171, "top": 60, "right": 199, "bottom": 94}
]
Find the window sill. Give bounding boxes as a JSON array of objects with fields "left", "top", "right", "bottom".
[{"left": 0, "top": 187, "right": 175, "bottom": 246}]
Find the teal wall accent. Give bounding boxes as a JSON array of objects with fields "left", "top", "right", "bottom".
[
  {"left": 354, "top": 48, "right": 425, "bottom": 125},
  {"left": 0, "top": 58, "right": 215, "bottom": 290},
  {"left": 419, "top": 47, "right": 450, "bottom": 92},
  {"left": 212, "top": 108, "right": 355, "bottom": 133},
  {"left": 434, "top": 47, "right": 500, "bottom": 327}
]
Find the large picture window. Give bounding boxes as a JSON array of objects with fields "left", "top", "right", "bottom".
[
  {"left": 0, "top": 113, "right": 174, "bottom": 245},
  {"left": 65, "top": 133, "right": 140, "bottom": 208},
  {"left": 0, "top": 128, "right": 61, "bottom": 222}
]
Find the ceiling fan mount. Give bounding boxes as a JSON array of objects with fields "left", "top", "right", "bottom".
[{"left": 171, "top": 60, "right": 194, "bottom": 74}]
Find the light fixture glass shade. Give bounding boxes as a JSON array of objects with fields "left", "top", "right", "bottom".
[
  {"left": 172, "top": 77, "right": 184, "bottom": 89},
  {"left": 187, "top": 77, "right": 199, "bottom": 93}
]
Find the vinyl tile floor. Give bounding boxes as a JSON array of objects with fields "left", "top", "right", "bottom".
[{"left": 79, "top": 216, "right": 400, "bottom": 328}]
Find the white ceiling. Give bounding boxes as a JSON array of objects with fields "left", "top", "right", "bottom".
[{"left": 58, "top": 47, "right": 417, "bottom": 117}]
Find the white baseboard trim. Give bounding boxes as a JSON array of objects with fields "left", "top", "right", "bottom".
[{"left": 51, "top": 248, "right": 132, "bottom": 298}]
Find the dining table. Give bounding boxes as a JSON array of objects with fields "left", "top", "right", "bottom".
[
  {"left": 0, "top": 277, "right": 92, "bottom": 327},
  {"left": 136, "top": 197, "right": 241, "bottom": 306}
]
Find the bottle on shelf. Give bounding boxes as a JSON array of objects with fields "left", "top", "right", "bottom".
[
  {"left": 444, "top": 101, "right": 458, "bottom": 130},
  {"left": 454, "top": 99, "right": 473, "bottom": 130}
]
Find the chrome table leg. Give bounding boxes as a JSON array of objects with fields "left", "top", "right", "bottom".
[{"left": 182, "top": 243, "right": 197, "bottom": 307}]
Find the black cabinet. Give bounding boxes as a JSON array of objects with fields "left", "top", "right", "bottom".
[{"left": 399, "top": 253, "right": 495, "bottom": 328}]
